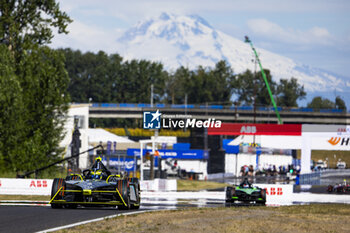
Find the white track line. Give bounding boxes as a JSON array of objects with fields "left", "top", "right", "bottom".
[
  {"left": 36, "top": 210, "right": 155, "bottom": 233},
  {"left": 0, "top": 203, "right": 50, "bottom": 206},
  {"left": 0, "top": 200, "right": 48, "bottom": 203}
]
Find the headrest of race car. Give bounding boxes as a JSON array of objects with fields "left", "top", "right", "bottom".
[{"left": 91, "top": 170, "right": 102, "bottom": 175}]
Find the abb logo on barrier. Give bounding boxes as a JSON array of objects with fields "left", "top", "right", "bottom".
[
  {"left": 240, "top": 126, "right": 257, "bottom": 134},
  {"left": 264, "top": 187, "right": 283, "bottom": 195},
  {"left": 29, "top": 180, "right": 48, "bottom": 188}
]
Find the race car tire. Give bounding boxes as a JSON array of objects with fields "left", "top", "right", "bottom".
[
  {"left": 256, "top": 189, "right": 266, "bottom": 205},
  {"left": 51, "top": 178, "right": 66, "bottom": 209},
  {"left": 225, "top": 186, "right": 233, "bottom": 202},
  {"left": 225, "top": 186, "right": 236, "bottom": 204},
  {"left": 118, "top": 179, "right": 130, "bottom": 210}
]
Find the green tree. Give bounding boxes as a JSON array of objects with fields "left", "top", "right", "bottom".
[
  {"left": 165, "top": 60, "right": 236, "bottom": 105},
  {"left": 210, "top": 60, "right": 236, "bottom": 103},
  {"left": 0, "top": 45, "right": 24, "bottom": 169},
  {"left": 118, "top": 59, "right": 167, "bottom": 103},
  {"left": 277, "top": 78, "right": 306, "bottom": 107},
  {"left": 0, "top": 1, "right": 71, "bottom": 172},
  {"left": 235, "top": 69, "right": 277, "bottom": 106},
  {"left": 335, "top": 96, "right": 346, "bottom": 111},
  {"left": 16, "top": 47, "right": 70, "bottom": 171},
  {"left": 0, "top": 0, "right": 71, "bottom": 57},
  {"left": 307, "top": 96, "right": 335, "bottom": 110},
  {"left": 165, "top": 66, "right": 191, "bottom": 104}
]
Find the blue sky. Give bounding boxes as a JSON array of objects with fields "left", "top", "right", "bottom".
[{"left": 53, "top": 0, "right": 350, "bottom": 78}]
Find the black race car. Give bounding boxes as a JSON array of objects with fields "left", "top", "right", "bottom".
[
  {"left": 226, "top": 178, "right": 266, "bottom": 205},
  {"left": 50, "top": 156, "right": 140, "bottom": 210}
]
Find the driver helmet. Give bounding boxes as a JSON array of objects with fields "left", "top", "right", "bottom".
[{"left": 95, "top": 156, "right": 103, "bottom": 170}]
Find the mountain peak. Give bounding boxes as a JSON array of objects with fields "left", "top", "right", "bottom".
[
  {"left": 118, "top": 13, "right": 214, "bottom": 43},
  {"left": 159, "top": 12, "right": 171, "bottom": 21},
  {"left": 117, "top": 13, "right": 347, "bottom": 94}
]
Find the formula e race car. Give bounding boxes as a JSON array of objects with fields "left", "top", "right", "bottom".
[
  {"left": 50, "top": 156, "right": 140, "bottom": 210},
  {"left": 225, "top": 178, "right": 266, "bottom": 205},
  {"left": 327, "top": 180, "right": 350, "bottom": 193}
]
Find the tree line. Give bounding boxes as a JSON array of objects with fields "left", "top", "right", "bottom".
[{"left": 64, "top": 48, "right": 332, "bottom": 109}]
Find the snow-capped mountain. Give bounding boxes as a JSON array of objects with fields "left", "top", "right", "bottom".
[{"left": 117, "top": 12, "right": 349, "bottom": 93}]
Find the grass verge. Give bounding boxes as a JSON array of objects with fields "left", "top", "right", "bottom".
[
  {"left": 297, "top": 150, "right": 349, "bottom": 168},
  {"left": 177, "top": 179, "right": 228, "bottom": 191},
  {"left": 57, "top": 204, "right": 350, "bottom": 233},
  {"left": 0, "top": 195, "right": 50, "bottom": 201}
]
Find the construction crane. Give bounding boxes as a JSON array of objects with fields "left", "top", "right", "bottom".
[{"left": 244, "top": 36, "right": 282, "bottom": 124}]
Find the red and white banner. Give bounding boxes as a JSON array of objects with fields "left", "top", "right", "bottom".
[
  {"left": 208, "top": 123, "right": 302, "bottom": 136},
  {"left": 257, "top": 184, "right": 293, "bottom": 205},
  {"left": 0, "top": 178, "right": 53, "bottom": 195},
  {"left": 0, "top": 178, "right": 177, "bottom": 195}
]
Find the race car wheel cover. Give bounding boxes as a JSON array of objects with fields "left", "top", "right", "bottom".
[
  {"left": 130, "top": 178, "right": 140, "bottom": 209},
  {"left": 118, "top": 179, "right": 130, "bottom": 210},
  {"left": 51, "top": 178, "right": 65, "bottom": 209}
]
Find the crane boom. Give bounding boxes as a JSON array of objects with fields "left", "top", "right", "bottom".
[{"left": 244, "top": 36, "right": 282, "bottom": 124}]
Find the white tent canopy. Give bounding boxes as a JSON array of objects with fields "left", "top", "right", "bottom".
[{"left": 87, "top": 128, "right": 135, "bottom": 144}]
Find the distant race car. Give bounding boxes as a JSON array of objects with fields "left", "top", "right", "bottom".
[
  {"left": 50, "top": 156, "right": 140, "bottom": 210},
  {"left": 327, "top": 180, "right": 350, "bottom": 193},
  {"left": 225, "top": 178, "right": 266, "bottom": 205}
]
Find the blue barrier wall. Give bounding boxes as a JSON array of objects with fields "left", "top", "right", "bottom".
[{"left": 91, "top": 103, "right": 347, "bottom": 113}]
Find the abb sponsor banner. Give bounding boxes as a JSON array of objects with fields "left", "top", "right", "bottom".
[
  {"left": 208, "top": 123, "right": 302, "bottom": 136},
  {"left": 0, "top": 178, "right": 176, "bottom": 195},
  {"left": 0, "top": 178, "right": 53, "bottom": 195},
  {"left": 256, "top": 184, "right": 293, "bottom": 205}
]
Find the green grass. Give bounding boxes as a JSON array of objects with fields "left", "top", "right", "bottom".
[
  {"left": 177, "top": 179, "right": 228, "bottom": 191},
  {"left": 0, "top": 167, "right": 67, "bottom": 179},
  {"left": 0, "top": 195, "right": 50, "bottom": 201}
]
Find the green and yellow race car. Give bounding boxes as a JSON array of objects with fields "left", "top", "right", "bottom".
[
  {"left": 225, "top": 178, "right": 266, "bottom": 205},
  {"left": 50, "top": 156, "right": 140, "bottom": 210}
]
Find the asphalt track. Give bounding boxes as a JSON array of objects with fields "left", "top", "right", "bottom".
[
  {"left": 0, "top": 205, "right": 146, "bottom": 233},
  {"left": 0, "top": 201, "right": 217, "bottom": 233}
]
